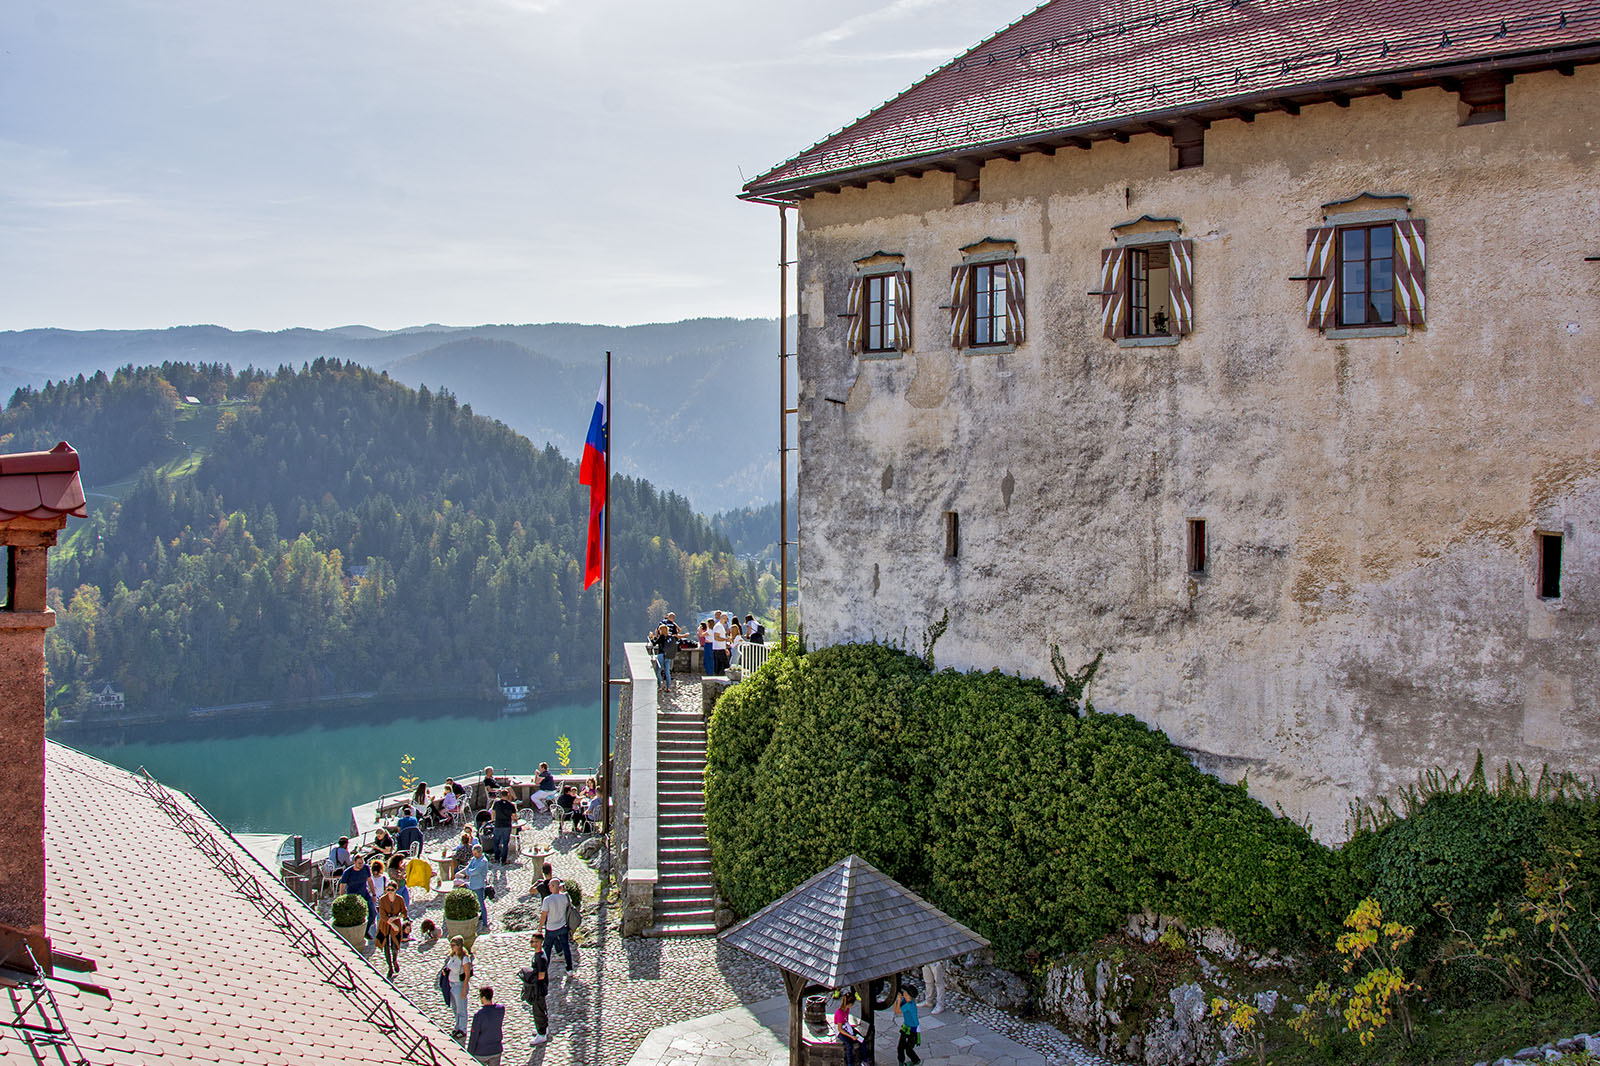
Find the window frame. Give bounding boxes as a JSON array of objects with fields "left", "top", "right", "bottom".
[
  {"left": 1126, "top": 245, "right": 1176, "bottom": 339},
  {"left": 861, "top": 273, "right": 898, "bottom": 354},
  {"left": 968, "top": 262, "right": 1008, "bottom": 348},
  {"left": 1334, "top": 222, "right": 1398, "bottom": 328}
]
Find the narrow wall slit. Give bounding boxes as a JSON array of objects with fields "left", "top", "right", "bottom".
[
  {"left": 1187, "top": 518, "right": 1207, "bottom": 575},
  {"left": 1538, "top": 532, "right": 1562, "bottom": 599},
  {"left": 944, "top": 512, "right": 960, "bottom": 559}
]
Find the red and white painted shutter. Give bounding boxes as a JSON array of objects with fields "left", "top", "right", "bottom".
[
  {"left": 949, "top": 266, "right": 972, "bottom": 348},
  {"left": 844, "top": 275, "right": 864, "bottom": 353},
  {"left": 894, "top": 270, "right": 913, "bottom": 350},
  {"left": 1394, "top": 220, "right": 1426, "bottom": 326},
  {"left": 1167, "top": 239, "right": 1195, "bottom": 335},
  {"left": 1305, "top": 227, "right": 1337, "bottom": 329},
  {"left": 1099, "top": 247, "right": 1128, "bottom": 340},
  {"left": 1004, "top": 258, "right": 1026, "bottom": 345}
]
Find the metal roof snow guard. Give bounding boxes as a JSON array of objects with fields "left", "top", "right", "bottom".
[{"left": 740, "top": 0, "right": 1600, "bottom": 201}]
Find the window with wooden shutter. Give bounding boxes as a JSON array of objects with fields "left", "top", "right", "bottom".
[
  {"left": 1099, "top": 247, "right": 1128, "bottom": 340},
  {"left": 844, "top": 275, "right": 865, "bottom": 353},
  {"left": 1394, "top": 220, "right": 1426, "bottom": 326},
  {"left": 1167, "top": 239, "right": 1194, "bottom": 335},
  {"left": 1305, "top": 227, "right": 1337, "bottom": 329},
  {"left": 1003, "top": 259, "right": 1026, "bottom": 345},
  {"left": 948, "top": 265, "right": 972, "bottom": 348},
  {"left": 894, "top": 269, "right": 913, "bottom": 351}
]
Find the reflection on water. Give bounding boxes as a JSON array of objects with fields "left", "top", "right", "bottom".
[{"left": 71, "top": 697, "right": 605, "bottom": 847}]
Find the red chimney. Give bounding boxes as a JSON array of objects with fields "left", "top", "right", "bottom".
[{"left": 0, "top": 442, "right": 85, "bottom": 936}]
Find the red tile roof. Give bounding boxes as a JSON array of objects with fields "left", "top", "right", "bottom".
[
  {"left": 38, "top": 742, "right": 480, "bottom": 1066},
  {"left": 0, "top": 442, "right": 86, "bottom": 521},
  {"left": 744, "top": 0, "right": 1600, "bottom": 199}
]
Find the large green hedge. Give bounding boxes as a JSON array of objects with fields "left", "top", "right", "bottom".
[{"left": 704, "top": 644, "right": 1352, "bottom": 960}]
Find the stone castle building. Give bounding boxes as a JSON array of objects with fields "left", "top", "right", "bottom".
[{"left": 742, "top": 1, "right": 1600, "bottom": 836}]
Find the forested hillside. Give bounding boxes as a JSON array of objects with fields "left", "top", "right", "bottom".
[
  {"left": 0, "top": 318, "right": 785, "bottom": 510},
  {"left": 8, "top": 360, "right": 764, "bottom": 717}
]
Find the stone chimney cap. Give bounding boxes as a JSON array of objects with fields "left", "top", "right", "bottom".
[
  {"left": 0, "top": 442, "right": 86, "bottom": 522},
  {"left": 0, "top": 442, "right": 80, "bottom": 475}
]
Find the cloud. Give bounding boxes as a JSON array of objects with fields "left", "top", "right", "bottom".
[{"left": 803, "top": 0, "right": 959, "bottom": 48}]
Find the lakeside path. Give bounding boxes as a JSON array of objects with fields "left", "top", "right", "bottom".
[{"left": 319, "top": 680, "right": 1114, "bottom": 1066}]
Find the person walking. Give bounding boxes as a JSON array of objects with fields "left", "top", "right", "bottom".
[
  {"left": 920, "top": 959, "right": 947, "bottom": 1014},
  {"left": 463, "top": 844, "right": 490, "bottom": 931},
  {"left": 337, "top": 855, "right": 376, "bottom": 941},
  {"left": 894, "top": 983, "right": 922, "bottom": 1065},
  {"left": 445, "top": 935, "right": 474, "bottom": 1038},
  {"left": 651, "top": 623, "right": 675, "bottom": 686},
  {"left": 466, "top": 986, "right": 505, "bottom": 1065},
  {"left": 539, "top": 876, "right": 575, "bottom": 981},
  {"left": 376, "top": 878, "right": 408, "bottom": 979},
  {"left": 524, "top": 932, "right": 551, "bottom": 1046}
]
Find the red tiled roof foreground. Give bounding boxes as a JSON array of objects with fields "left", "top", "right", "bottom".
[
  {"left": 744, "top": 0, "right": 1600, "bottom": 198},
  {"left": 37, "top": 742, "right": 479, "bottom": 1066},
  {"left": 0, "top": 441, "right": 87, "bottom": 521}
]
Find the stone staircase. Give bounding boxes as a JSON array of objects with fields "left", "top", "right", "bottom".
[{"left": 648, "top": 703, "right": 717, "bottom": 935}]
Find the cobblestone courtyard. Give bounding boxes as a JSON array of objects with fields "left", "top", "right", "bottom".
[{"left": 319, "top": 804, "right": 783, "bottom": 1066}]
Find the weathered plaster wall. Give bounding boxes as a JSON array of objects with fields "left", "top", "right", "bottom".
[{"left": 793, "top": 70, "right": 1600, "bottom": 837}]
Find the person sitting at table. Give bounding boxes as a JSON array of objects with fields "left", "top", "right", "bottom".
[
  {"left": 370, "top": 825, "right": 395, "bottom": 856},
  {"left": 581, "top": 791, "right": 603, "bottom": 833},
  {"left": 554, "top": 785, "right": 580, "bottom": 833},
  {"left": 327, "top": 836, "right": 354, "bottom": 872},
  {"left": 438, "top": 787, "right": 462, "bottom": 825},
  {"left": 477, "top": 766, "right": 503, "bottom": 808},
  {"left": 529, "top": 763, "right": 558, "bottom": 813},
  {"left": 396, "top": 806, "right": 420, "bottom": 831},
  {"left": 583, "top": 778, "right": 598, "bottom": 803},
  {"left": 386, "top": 853, "right": 411, "bottom": 907},
  {"left": 395, "top": 819, "right": 425, "bottom": 856},
  {"left": 452, "top": 829, "right": 475, "bottom": 869},
  {"left": 411, "top": 779, "right": 430, "bottom": 810}
]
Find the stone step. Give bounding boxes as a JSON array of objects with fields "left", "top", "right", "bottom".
[
  {"left": 653, "top": 897, "right": 715, "bottom": 915},
  {"left": 660, "top": 851, "right": 712, "bottom": 866},
  {"left": 659, "top": 764, "right": 706, "bottom": 775},
  {"left": 657, "top": 743, "right": 707, "bottom": 754},
  {"left": 659, "top": 830, "right": 708, "bottom": 845},
  {"left": 658, "top": 867, "right": 712, "bottom": 883},
  {"left": 640, "top": 915, "right": 716, "bottom": 928}
]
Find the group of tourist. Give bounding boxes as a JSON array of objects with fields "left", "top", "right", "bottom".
[
  {"left": 436, "top": 861, "right": 582, "bottom": 1061},
  {"left": 649, "top": 608, "right": 766, "bottom": 685}
]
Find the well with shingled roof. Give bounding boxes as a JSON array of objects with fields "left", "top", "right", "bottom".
[{"left": 720, "top": 855, "right": 987, "bottom": 1065}]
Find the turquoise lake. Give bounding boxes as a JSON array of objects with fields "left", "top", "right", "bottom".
[{"left": 69, "top": 697, "right": 607, "bottom": 847}]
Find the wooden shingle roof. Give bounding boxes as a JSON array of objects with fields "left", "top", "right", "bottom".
[
  {"left": 718, "top": 855, "right": 988, "bottom": 989},
  {"left": 743, "top": 0, "right": 1600, "bottom": 200}
]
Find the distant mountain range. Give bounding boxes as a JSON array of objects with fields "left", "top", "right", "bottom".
[{"left": 0, "top": 319, "right": 786, "bottom": 511}]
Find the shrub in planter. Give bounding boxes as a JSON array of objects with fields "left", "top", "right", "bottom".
[
  {"left": 331, "top": 892, "right": 367, "bottom": 927},
  {"left": 444, "top": 887, "right": 480, "bottom": 922}
]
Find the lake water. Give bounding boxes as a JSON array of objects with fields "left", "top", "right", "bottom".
[{"left": 69, "top": 696, "right": 606, "bottom": 847}]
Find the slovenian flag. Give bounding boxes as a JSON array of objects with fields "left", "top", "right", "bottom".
[{"left": 578, "top": 372, "right": 607, "bottom": 588}]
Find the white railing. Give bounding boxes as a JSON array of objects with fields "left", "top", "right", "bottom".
[{"left": 736, "top": 641, "right": 772, "bottom": 676}]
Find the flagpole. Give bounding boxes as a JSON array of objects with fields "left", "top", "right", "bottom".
[{"left": 601, "top": 350, "right": 613, "bottom": 837}]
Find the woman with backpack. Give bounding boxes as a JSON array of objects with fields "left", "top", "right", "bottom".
[{"left": 443, "top": 935, "right": 474, "bottom": 1037}]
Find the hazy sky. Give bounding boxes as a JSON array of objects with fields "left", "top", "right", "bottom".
[{"left": 0, "top": 0, "right": 1035, "bottom": 331}]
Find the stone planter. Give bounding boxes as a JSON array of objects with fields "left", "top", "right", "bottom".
[
  {"left": 334, "top": 923, "right": 366, "bottom": 950},
  {"left": 444, "top": 917, "right": 479, "bottom": 949}
]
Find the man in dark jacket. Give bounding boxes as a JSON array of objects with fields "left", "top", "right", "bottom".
[
  {"left": 525, "top": 933, "right": 550, "bottom": 1046},
  {"left": 466, "top": 986, "right": 505, "bottom": 1064}
]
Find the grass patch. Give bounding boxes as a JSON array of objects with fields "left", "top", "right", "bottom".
[{"left": 1265, "top": 987, "right": 1596, "bottom": 1065}]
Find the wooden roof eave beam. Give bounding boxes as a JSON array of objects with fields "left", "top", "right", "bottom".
[{"left": 740, "top": 42, "right": 1600, "bottom": 202}]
